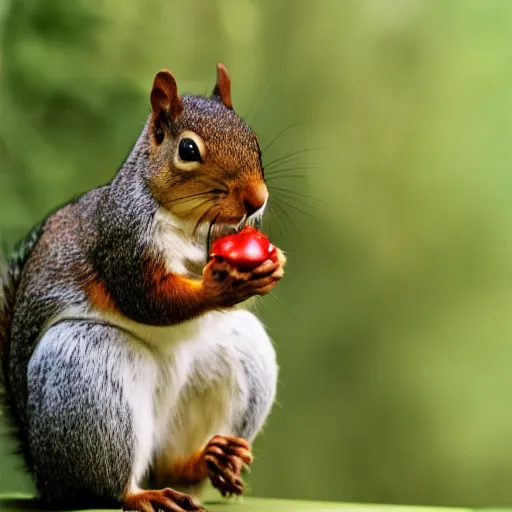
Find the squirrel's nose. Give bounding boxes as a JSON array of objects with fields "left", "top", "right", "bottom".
[{"left": 242, "top": 183, "right": 268, "bottom": 216}]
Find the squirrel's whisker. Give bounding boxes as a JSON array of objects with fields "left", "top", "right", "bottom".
[
  {"left": 168, "top": 190, "right": 217, "bottom": 205},
  {"left": 180, "top": 199, "right": 213, "bottom": 226},
  {"left": 264, "top": 155, "right": 304, "bottom": 170},
  {"left": 270, "top": 191, "right": 326, "bottom": 218},
  {"left": 263, "top": 148, "right": 321, "bottom": 170},
  {"left": 267, "top": 186, "right": 324, "bottom": 204},
  {"left": 268, "top": 292, "right": 302, "bottom": 325},
  {"left": 197, "top": 177, "right": 229, "bottom": 193},
  {"left": 272, "top": 196, "right": 323, "bottom": 222},
  {"left": 268, "top": 205, "right": 286, "bottom": 237},
  {"left": 205, "top": 212, "right": 222, "bottom": 258},
  {"left": 243, "top": 83, "right": 273, "bottom": 126},
  {"left": 261, "top": 122, "right": 301, "bottom": 154},
  {"left": 265, "top": 165, "right": 316, "bottom": 176},
  {"left": 266, "top": 175, "right": 309, "bottom": 182},
  {"left": 271, "top": 201, "right": 300, "bottom": 237},
  {"left": 193, "top": 204, "right": 219, "bottom": 238}
]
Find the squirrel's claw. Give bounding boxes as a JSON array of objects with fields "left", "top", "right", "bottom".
[
  {"left": 202, "top": 435, "right": 252, "bottom": 497},
  {"left": 123, "top": 488, "right": 204, "bottom": 512}
]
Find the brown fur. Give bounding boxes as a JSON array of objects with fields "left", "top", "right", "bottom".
[
  {"left": 168, "top": 452, "right": 208, "bottom": 487},
  {"left": 86, "top": 277, "right": 118, "bottom": 314},
  {"left": 143, "top": 257, "right": 210, "bottom": 322},
  {"left": 212, "top": 63, "right": 232, "bottom": 109},
  {"left": 152, "top": 72, "right": 183, "bottom": 118}
]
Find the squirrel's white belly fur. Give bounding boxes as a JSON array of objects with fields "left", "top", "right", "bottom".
[{"left": 42, "top": 297, "right": 276, "bottom": 493}]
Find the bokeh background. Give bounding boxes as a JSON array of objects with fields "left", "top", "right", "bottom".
[{"left": 2, "top": 0, "right": 512, "bottom": 508}]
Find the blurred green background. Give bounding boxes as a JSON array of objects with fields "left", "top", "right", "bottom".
[{"left": 2, "top": 0, "right": 512, "bottom": 508}]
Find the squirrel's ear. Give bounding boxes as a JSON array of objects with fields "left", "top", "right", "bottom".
[
  {"left": 211, "top": 63, "right": 232, "bottom": 110},
  {"left": 150, "top": 70, "right": 183, "bottom": 142}
]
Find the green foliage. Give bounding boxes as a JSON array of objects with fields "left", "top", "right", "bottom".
[{"left": 2, "top": 0, "right": 512, "bottom": 508}]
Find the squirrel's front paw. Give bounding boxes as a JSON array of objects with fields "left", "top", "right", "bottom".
[
  {"left": 202, "top": 250, "right": 285, "bottom": 307},
  {"left": 203, "top": 435, "right": 252, "bottom": 497}
]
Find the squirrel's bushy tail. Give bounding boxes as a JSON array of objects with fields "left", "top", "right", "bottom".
[
  {"left": 0, "top": 225, "right": 43, "bottom": 388},
  {"left": 0, "top": 247, "right": 27, "bottom": 467},
  {"left": 0, "top": 252, "right": 21, "bottom": 389},
  {"left": 0, "top": 226, "right": 43, "bottom": 472}
]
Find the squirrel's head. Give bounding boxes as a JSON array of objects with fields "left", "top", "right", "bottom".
[{"left": 146, "top": 64, "right": 266, "bottom": 232}]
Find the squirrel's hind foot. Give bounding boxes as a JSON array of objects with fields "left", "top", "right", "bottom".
[
  {"left": 123, "top": 488, "right": 205, "bottom": 512},
  {"left": 204, "top": 435, "right": 253, "bottom": 497}
]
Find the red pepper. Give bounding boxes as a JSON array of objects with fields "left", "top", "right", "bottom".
[{"left": 209, "top": 226, "right": 277, "bottom": 272}]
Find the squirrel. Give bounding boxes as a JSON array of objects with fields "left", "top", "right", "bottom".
[{"left": 0, "top": 63, "right": 286, "bottom": 512}]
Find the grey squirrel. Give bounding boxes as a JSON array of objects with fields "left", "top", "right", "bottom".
[{"left": 0, "top": 63, "right": 286, "bottom": 512}]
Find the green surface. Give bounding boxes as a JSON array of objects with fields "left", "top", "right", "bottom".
[{"left": 0, "top": 495, "right": 474, "bottom": 512}]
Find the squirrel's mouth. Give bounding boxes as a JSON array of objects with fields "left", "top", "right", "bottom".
[{"left": 202, "top": 213, "right": 264, "bottom": 260}]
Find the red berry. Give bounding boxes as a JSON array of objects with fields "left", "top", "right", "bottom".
[{"left": 210, "top": 226, "right": 277, "bottom": 272}]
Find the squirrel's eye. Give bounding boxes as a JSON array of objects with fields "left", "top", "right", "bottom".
[{"left": 179, "top": 138, "right": 202, "bottom": 162}]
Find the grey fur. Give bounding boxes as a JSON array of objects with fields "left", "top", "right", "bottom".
[{"left": 27, "top": 320, "right": 135, "bottom": 506}]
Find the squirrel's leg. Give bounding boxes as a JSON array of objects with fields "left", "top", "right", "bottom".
[
  {"left": 26, "top": 320, "right": 204, "bottom": 511},
  {"left": 206, "top": 309, "right": 278, "bottom": 497},
  {"left": 229, "top": 309, "right": 279, "bottom": 442},
  {"left": 154, "top": 310, "right": 278, "bottom": 498}
]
